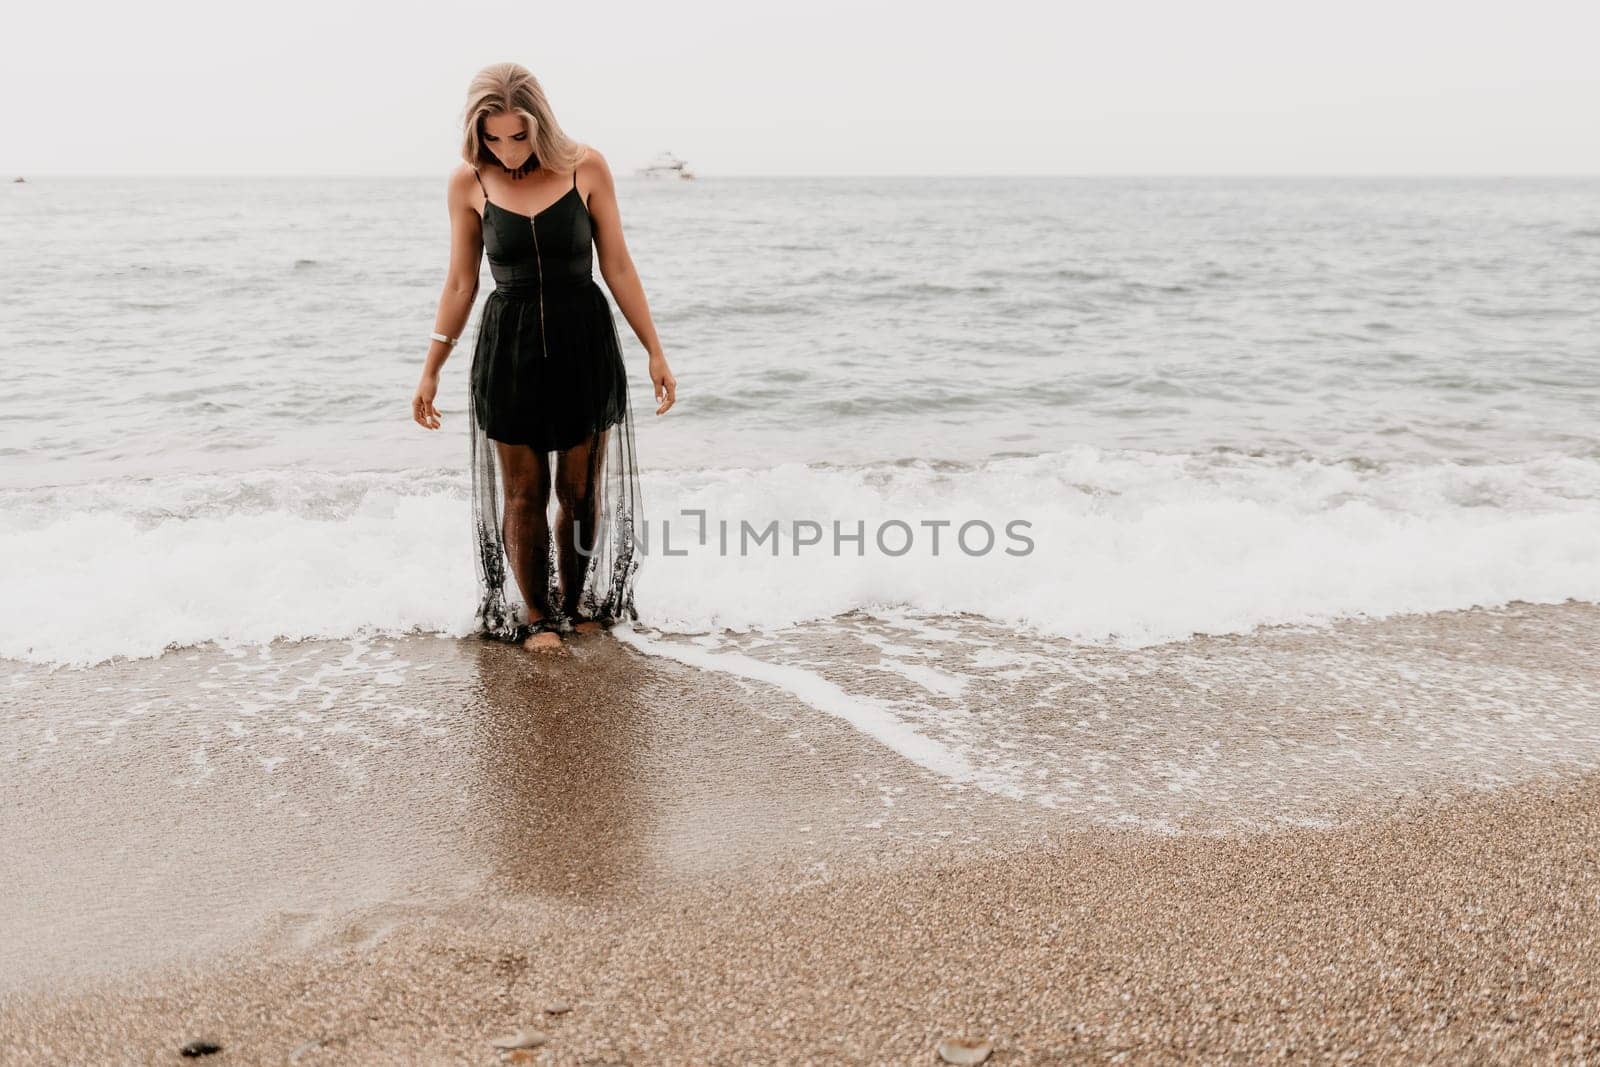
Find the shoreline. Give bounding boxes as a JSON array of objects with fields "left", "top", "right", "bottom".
[{"left": 4, "top": 601, "right": 1599, "bottom": 1062}]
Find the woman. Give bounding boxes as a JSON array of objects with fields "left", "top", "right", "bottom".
[{"left": 412, "top": 63, "right": 677, "bottom": 654}]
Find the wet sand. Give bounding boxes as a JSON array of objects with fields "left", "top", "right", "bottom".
[{"left": 3, "top": 601, "right": 1599, "bottom": 1063}]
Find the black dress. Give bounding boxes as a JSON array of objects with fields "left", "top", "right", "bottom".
[{"left": 467, "top": 161, "right": 642, "bottom": 641}]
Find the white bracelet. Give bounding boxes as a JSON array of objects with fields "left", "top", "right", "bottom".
[{"left": 430, "top": 331, "right": 458, "bottom": 346}]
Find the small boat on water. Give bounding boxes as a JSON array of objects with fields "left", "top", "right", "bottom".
[
  {"left": 12, "top": 177, "right": 24, "bottom": 183},
  {"left": 635, "top": 151, "right": 695, "bottom": 180}
]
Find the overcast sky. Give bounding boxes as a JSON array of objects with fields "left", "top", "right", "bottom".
[{"left": 4, "top": 0, "right": 1597, "bottom": 176}]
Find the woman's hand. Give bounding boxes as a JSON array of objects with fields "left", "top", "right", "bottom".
[
  {"left": 412, "top": 372, "right": 442, "bottom": 430},
  {"left": 650, "top": 353, "right": 677, "bottom": 415}
]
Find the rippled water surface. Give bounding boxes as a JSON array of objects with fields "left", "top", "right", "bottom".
[
  {"left": 5, "top": 176, "right": 1599, "bottom": 486},
  {"left": 2, "top": 177, "right": 1598, "bottom": 665}
]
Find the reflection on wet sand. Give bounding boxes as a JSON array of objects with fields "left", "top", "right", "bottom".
[
  {"left": 466, "top": 637, "right": 656, "bottom": 898},
  {"left": 1, "top": 629, "right": 977, "bottom": 993},
  {"left": 8, "top": 600, "right": 1599, "bottom": 1001}
]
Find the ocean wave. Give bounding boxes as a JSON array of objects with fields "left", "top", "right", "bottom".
[{"left": 3, "top": 448, "right": 1598, "bottom": 667}]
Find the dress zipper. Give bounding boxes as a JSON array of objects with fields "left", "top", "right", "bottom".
[{"left": 530, "top": 216, "right": 547, "bottom": 360}]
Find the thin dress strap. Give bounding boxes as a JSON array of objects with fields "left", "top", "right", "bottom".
[
  {"left": 571, "top": 167, "right": 578, "bottom": 191},
  {"left": 472, "top": 166, "right": 490, "bottom": 208}
]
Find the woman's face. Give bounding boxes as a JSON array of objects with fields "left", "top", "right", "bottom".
[{"left": 481, "top": 113, "right": 534, "bottom": 170}]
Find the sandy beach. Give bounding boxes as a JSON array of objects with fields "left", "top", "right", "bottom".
[
  {"left": 9, "top": 46, "right": 1600, "bottom": 1067},
  {"left": 4, "top": 601, "right": 1599, "bottom": 1064}
]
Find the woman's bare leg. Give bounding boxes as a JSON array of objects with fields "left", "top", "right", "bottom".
[
  {"left": 554, "top": 428, "right": 608, "bottom": 633},
  {"left": 494, "top": 440, "right": 563, "bottom": 652}
]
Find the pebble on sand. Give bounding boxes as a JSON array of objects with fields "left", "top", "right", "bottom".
[
  {"left": 488, "top": 1027, "right": 549, "bottom": 1049},
  {"left": 179, "top": 1038, "right": 222, "bottom": 1057},
  {"left": 541, "top": 1000, "right": 574, "bottom": 1014},
  {"left": 936, "top": 1036, "right": 993, "bottom": 1065}
]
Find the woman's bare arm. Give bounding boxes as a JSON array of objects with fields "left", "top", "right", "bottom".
[
  {"left": 413, "top": 165, "right": 484, "bottom": 430},
  {"left": 583, "top": 146, "right": 678, "bottom": 416}
]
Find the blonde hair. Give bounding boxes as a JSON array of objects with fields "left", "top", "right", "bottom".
[{"left": 459, "top": 62, "right": 584, "bottom": 172}]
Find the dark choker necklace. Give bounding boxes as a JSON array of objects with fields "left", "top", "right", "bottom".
[{"left": 501, "top": 153, "right": 539, "bottom": 180}]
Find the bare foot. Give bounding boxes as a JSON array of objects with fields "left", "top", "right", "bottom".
[
  {"left": 523, "top": 631, "right": 565, "bottom": 654},
  {"left": 521, "top": 619, "right": 566, "bottom": 655}
]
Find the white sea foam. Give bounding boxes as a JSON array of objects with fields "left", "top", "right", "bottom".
[
  {"left": 611, "top": 626, "right": 1008, "bottom": 797},
  {"left": 3, "top": 446, "right": 1599, "bottom": 667}
]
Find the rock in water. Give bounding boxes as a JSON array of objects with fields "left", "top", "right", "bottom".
[{"left": 936, "top": 1036, "right": 994, "bottom": 1065}]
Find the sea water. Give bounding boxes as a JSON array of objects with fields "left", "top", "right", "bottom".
[{"left": 3, "top": 175, "right": 1599, "bottom": 667}]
